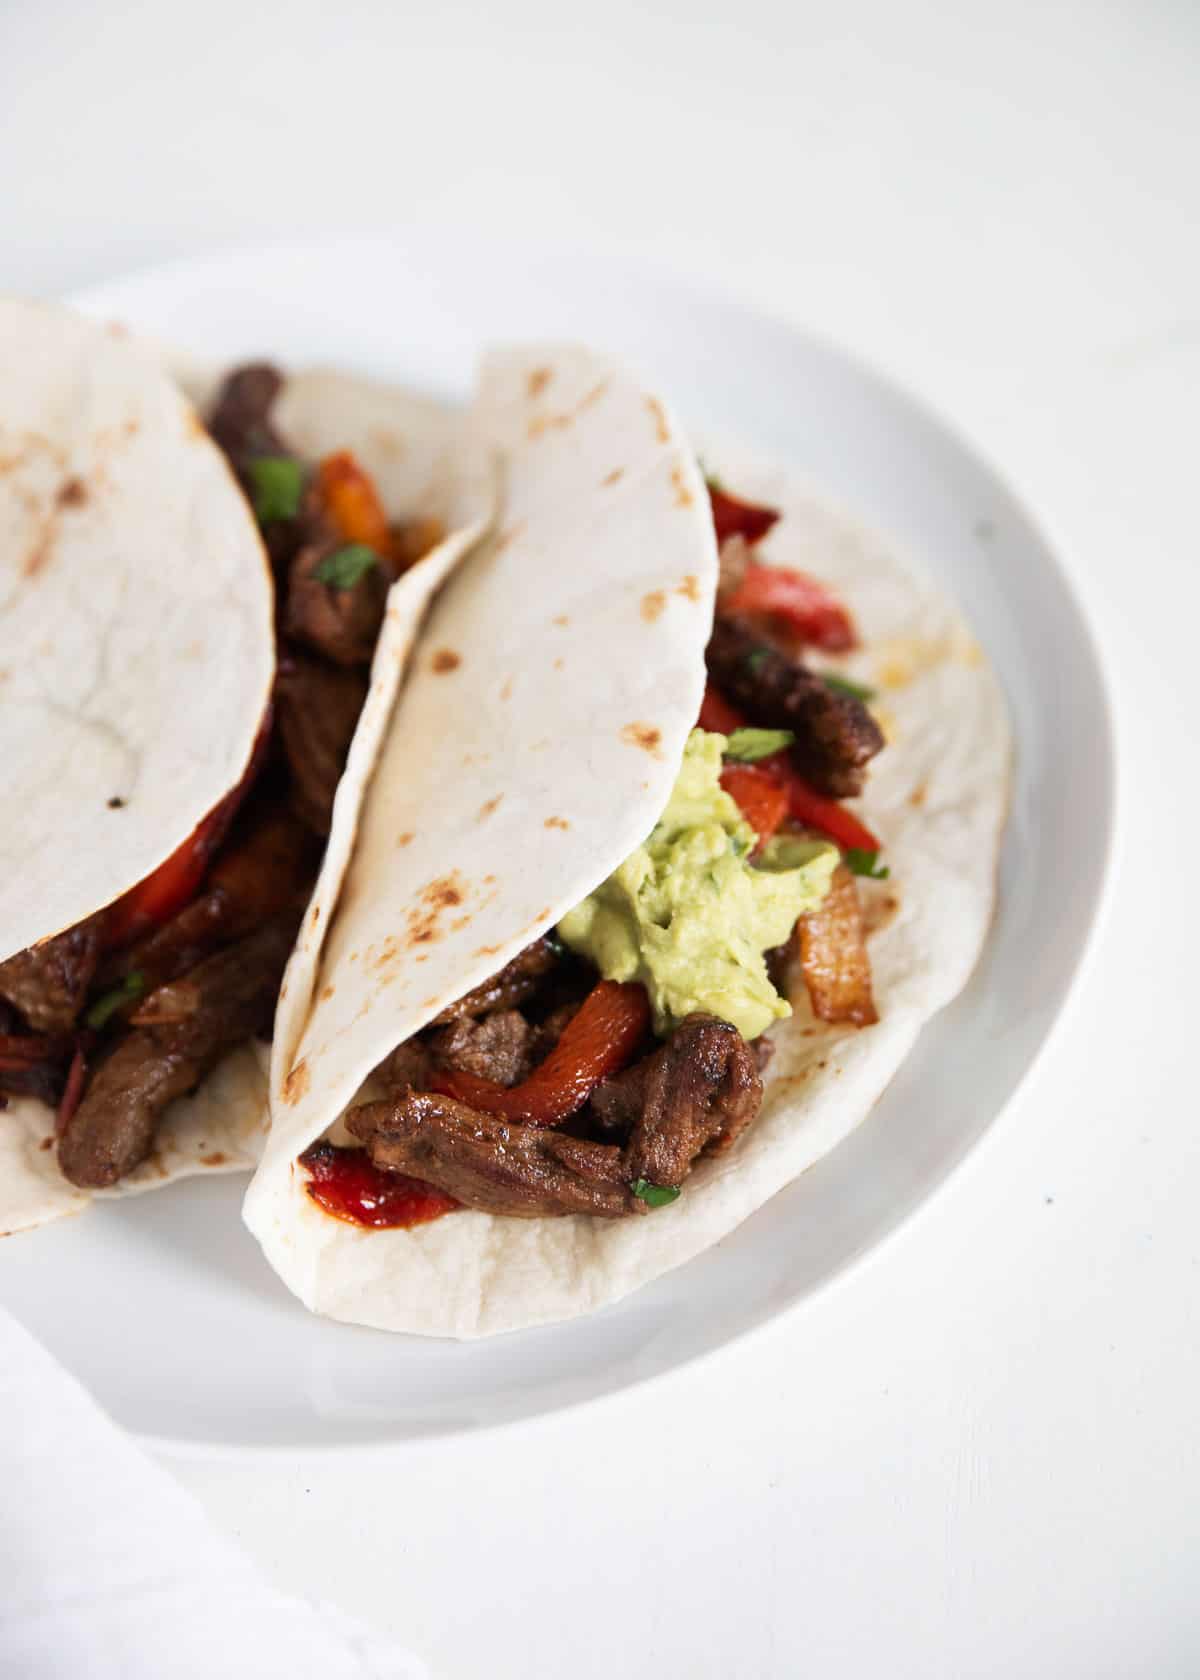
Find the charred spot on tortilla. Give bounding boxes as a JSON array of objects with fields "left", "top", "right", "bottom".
[
  {"left": 39, "top": 1136, "right": 53, "bottom": 1151},
  {"left": 451, "top": 914, "right": 472, "bottom": 932},
  {"left": 310, "top": 904, "right": 321, "bottom": 924},
  {"left": 474, "top": 943, "right": 503, "bottom": 958},
  {"left": 909, "top": 781, "right": 928, "bottom": 807},
  {"left": 320, "top": 984, "right": 335, "bottom": 1001},
  {"left": 478, "top": 795, "right": 503, "bottom": 821},
  {"left": 527, "top": 412, "right": 571, "bottom": 440},
  {"left": 401, "top": 871, "right": 470, "bottom": 950},
  {"left": 544, "top": 816, "right": 570, "bottom": 831},
  {"left": 621, "top": 722, "right": 663, "bottom": 758},
  {"left": 21, "top": 522, "right": 57, "bottom": 579},
  {"left": 602, "top": 467, "right": 624, "bottom": 488},
  {"left": 283, "top": 1059, "right": 310, "bottom": 1105},
  {"left": 106, "top": 796, "right": 126, "bottom": 810},
  {"left": 200, "top": 1152, "right": 227, "bottom": 1167},
  {"left": 424, "top": 875, "right": 466, "bottom": 911},
  {"left": 527, "top": 368, "right": 552, "bottom": 399},
  {"left": 397, "top": 831, "right": 414, "bottom": 848},
  {"left": 55, "top": 475, "right": 88, "bottom": 510},
  {"left": 646, "top": 395, "right": 670, "bottom": 444},
  {"left": 500, "top": 676, "right": 515, "bottom": 702},
  {"left": 553, "top": 614, "right": 569, "bottom": 628},
  {"left": 641, "top": 590, "right": 666, "bottom": 623},
  {"left": 677, "top": 574, "right": 701, "bottom": 601},
  {"left": 431, "top": 648, "right": 461, "bottom": 674},
  {"left": 671, "top": 465, "right": 694, "bottom": 508},
  {"left": 553, "top": 657, "right": 564, "bottom": 671}
]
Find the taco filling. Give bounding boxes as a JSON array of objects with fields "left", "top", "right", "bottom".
[
  {"left": 0, "top": 364, "right": 448, "bottom": 1192},
  {"left": 299, "top": 479, "right": 888, "bottom": 1224}
]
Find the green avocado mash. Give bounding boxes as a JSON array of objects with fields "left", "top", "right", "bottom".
[{"left": 557, "top": 731, "right": 838, "bottom": 1041}]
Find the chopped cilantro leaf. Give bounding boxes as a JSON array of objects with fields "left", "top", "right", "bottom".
[
  {"left": 314, "top": 544, "right": 379, "bottom": 589},
  {"left": 844, "top": 848, "right": 890, "bottom": 880},
  {"left": 823, "top": 673, "right": 878, "bottom": 703},
  {"left": 744, "top": 648, "right": 770, "bottom": 674},
  {"left": 724, "top": 727, "right": 795, "bottom": 762},
  {"left": 631, "top": 1178, "right": 681, "bottom": 1208},
  {"left": 247, "top": 456, "right": 303, "bottom": 524},
  {"left": 86, "top": 971, "right": 145, "bottom": 1030}
]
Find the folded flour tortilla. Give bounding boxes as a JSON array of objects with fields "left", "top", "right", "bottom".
[
  {"left": 0, "top": 319, "right": 491, "bottom": 1234},
  {"left": 244, "top": 368, "right": 1010, "bottom": 1337}
]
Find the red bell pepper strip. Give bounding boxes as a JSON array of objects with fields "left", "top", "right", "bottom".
[
  {"left": 697, "top": 681, "right": 747, "bottom": 736},
  {"left": 722, "top": 559, "right": 857, "bottom": 653},
  {"left": 718, "top": 764, "right": 789, "bottom": 849},
  {"left": 707, "top": 481, "right": 781, "bottom": 547},
  {"left": 433, "top": 979, "right": 650, "bottom": 1125},
  {"left": 701, "top": 682, "right": 883, "bottom": 854},
  {"left": 102, "top": 707, "right": 273, "bottom": 950},
  {"left": 777, "top": 763, "right": 881, "bottom": 854}
]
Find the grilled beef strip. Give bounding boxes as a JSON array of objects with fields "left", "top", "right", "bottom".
[
  {"left": 0, "top": 914, "right": 104, "bottom": 1035},
  {"left": 283, "top": 538, "right": 391, "bottom": 667},
  {"left": 374, "top": 1038, "right": 434, "bottom": 1093},
  {"left": 274, "top": 651, "right": 369, "bottom": 838},
  {"left": 58, "top": 909, "right": 302, "bottom": 1189},
  {"left": 427, "top": 1010, "right": 534, "bottom": 1086},
  {"left": 347, "top": 1092, "right": 643, "bottom": 1219},
  {"left": 705, "top": 615, "right": 883, "bottom": 798},
  {"left": 0, "top": 1032, "right": 72, "bottom": 1109},
  {"left": 621, "top": 1014, "right": 762, "bottom": 1184},
  {"left": 94, "top": 806, "right": 317, "bottom": 1010},
  {"left": 208, "top": 363, "right": 291, "bottom": 468},
  {"left": 347, "top": 1013, "right": 764, "bottom": 1218},
  {"left": 430, "top": 938, "right": 562, "bottom": 1025}
]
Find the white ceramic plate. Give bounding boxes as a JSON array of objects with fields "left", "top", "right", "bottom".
[{"left": 0, "top": 237, "right": 1113, "bottom": 1450}]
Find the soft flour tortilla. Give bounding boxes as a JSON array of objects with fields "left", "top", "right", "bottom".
[
  {"left": 245, "top": 410, "right": 1010, "bottom": 1339},
  {"left": 0, "top": 299, "right": 276, "bottom": 964},
  {"left": 243, "top": 345, "right": 719, "bottom": 1310},
  {"left": 0, "top": 356, "right": 492, "bottom": 1236}
]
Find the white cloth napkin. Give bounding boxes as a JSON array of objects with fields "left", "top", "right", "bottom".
[{"left": 0, "top": 1307, "right": 428, "bottom": 1680}]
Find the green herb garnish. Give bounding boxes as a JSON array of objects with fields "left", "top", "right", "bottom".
[
  {"left": 246, "top": 456, "right": 303, "bottom": 524},
  {"left": 844, "top": 849, "right": 890, "bottom": 880},
  {"left": 314, "top": 544, "right": 379, "bottom": 589},
  {"left": 631, "top": 1178, "right": 681, "bottom": 1208},
  {"left": 744, "top": 648, "right": 770, "bottom": 675},
  {"left": 823, "top": 673, "right": 878, "bottom": 703},
  {"left": 86, "top": 971, "right": 145, "bottom": 1030},
  {"left": 724, "top": 727, "right": 795, "bottom": 763}
]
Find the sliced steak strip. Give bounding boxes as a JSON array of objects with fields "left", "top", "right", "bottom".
[
  {"left": 374, "top": 1038, "right": 434, "bottom": 1094},
  {"left": 347, "top": 1092, "right": 641, "bottom": 1219},
  {"left": 431, "top": 938, "right": 561, "bottom": 1025},
  {"left": 57, "top": 909, "right": 300, "bottom": 1189},
  {"left": 706, "top": 616, "right": 883, "bottom": 797},
  {"left": 0, "top": 914, "right": 104, "bottom": 1035},
  {"left": 208, "top": 363, "right": 290, "bottom": 468},
  {"left": 622, "top": 1014, "right": 762, "bottom": 1187},
  {"left": 97, "top": 807, "right": 316, "bottom": 1008},
  {"left": 283, "top": 539, "right": 391, "bottom": 667},
  {"left": 275, "top": 651, "right": 369, "bottom": 837},
  {"left": 428, "top": 1010, "right": 534, "bottom": 1087}
]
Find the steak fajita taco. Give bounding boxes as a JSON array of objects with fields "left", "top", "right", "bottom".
[
  {"left": 244, "top": 350, "right": 1010, "bottom": 1337},
  {"left": 0, "top": 309, "right": 489, "bottom": 1233}
]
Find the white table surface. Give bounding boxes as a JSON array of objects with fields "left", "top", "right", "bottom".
[{"left": 4, "top": 2, "right": 1197, "bottom": 1674}]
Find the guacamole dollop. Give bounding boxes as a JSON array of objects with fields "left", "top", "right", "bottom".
[{"left": 557, "top": 731, "right": 838, "bottom": 1041}]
